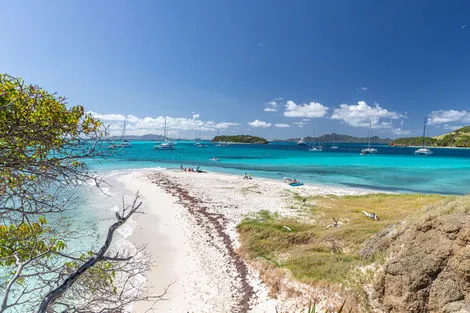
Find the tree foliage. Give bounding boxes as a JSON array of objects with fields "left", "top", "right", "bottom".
[
  {"left": 390, "top": 126, "right": 470, "bottom": 148},
  {"left": 0, "top": 74, "right": 156, "bottom": 313},
  {"left": 212, "top": 135, "right": 269, "bottom": 144}
]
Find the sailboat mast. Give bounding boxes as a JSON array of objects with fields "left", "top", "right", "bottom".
[
  {"left": 368, "top": 121, "right": 371, "bottom": 149},
  {"left": 121, "top": 121, "right": 126, "bottom": 140},
  {"left": 422, "top": 116, "right": 427, "bottom": 148},
  {"left": 163, "top": 117, "right": 167, "bottom": 142}
]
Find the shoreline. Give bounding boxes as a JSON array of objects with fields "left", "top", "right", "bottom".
[{"left": 104, "top": 168, "right": 384, "bottom": 312}]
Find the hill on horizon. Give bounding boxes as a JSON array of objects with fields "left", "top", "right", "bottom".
[{"left": 390, "top": 126, "right": 470, "bottom": 147}]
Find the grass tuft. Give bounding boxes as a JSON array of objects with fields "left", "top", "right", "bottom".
[{"left": 238, "top": 193, "right": 450, "bottom": 307}]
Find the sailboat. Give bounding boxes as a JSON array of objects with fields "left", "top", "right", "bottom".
[
  {"left": 155, "top": 117, "right": 175, "bottom": 150},
  {"left": 194, "top": 130, "right": 208, "bottom": 148},
  {"left": 415, "top": 116, "right": 433, "bottom": 156},
  {"left": 361, "top": 122, "right": 378, "bottom": 155},
  {"left": 309, "top": 130, "right": 323, "bottom": 151},
  {"left": 330, "top": 132, "right": 339, "bottom": 150},
  {"left": 119, "top": 121, "right": 132, "bottom": 148},
  {"left": 297, "top": 137, "right": 308, "bottom": 147},
  {"left": 109, "top": 121, "right": 132, "bottom": 149}
]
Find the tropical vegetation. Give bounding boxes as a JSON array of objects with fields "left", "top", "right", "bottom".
[
  {"left": 213, "top": 135, "right": 269, "bottom": 144},
  {"left": 390, "top": 126, "right": 470, "bottom": 147}
]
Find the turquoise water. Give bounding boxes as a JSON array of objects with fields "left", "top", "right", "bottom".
[{"left": 88, "top": 141, "right": 470, "bottom": 195}]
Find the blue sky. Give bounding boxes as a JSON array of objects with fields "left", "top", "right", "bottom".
[{"left": 2, "top": 0, "right": 470, "bottom": 139}]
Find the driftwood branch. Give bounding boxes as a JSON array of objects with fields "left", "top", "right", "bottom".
[
  {"left": 362, "top": 210, "right": 380, "bottom": 221},
  {"left": 37, "top": 195, "right": 143, "bottom": 313}
]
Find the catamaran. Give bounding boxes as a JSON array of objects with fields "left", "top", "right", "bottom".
[
  {"left": 155, "top": 117, "right": 175, "bottom": 150},
  {"left": 194, "top": 130, "right": 208, "bottom": 148},
  {"left": 361, "top": 122, "right": 378, "bottom": 155},
  {"left": 109, "top": 121, "right": 132, "bottom": 149},
  {"left": 415, "top": 116, "right": 433, "bottom": 156},
  {"left": 309, "top": 130, "right": 323, "bottom": 151}
]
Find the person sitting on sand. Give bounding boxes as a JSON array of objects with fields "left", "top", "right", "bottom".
[{"left": 243, "top": 173, "right": 249, "bottom": 179}]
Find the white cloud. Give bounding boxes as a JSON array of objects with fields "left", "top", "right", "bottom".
[
  {"left": 214, "top": 122, "right": 240, "bottom": 129},
  {"left": 274, "top": 123, "right": 290, "bottom": 128},
  {"left": 283, "top": 100, "right": 328, "bottom": 118},
  {"left": 462, "top": 24, "right": 467, "bottom": 29},
  {"left": 361, "top": 87, "right": 368, "bottom": 91},
  {"left": 88, "top": 111, "right": 239, "bottom": 136},
  {"left": 428, "top": 110, "right": 470, "bottom": 125},
  {"left": 293, "top": 121, "right": 305, "bottom": 128},
  {"left": 248, "top": 119, "right": 272, "bottom": 128},
  {"left": 444, "top": 124, "right": 464, "bottom": 131},
  {"left": 89, "top": 113, "right": 126, "bottom": 121},
  {"left": 264, "top": 97, "right": 283, "bottom": 112},
  {"left": 330, "top": 101, "right": 402, "bottom": 128},
  {"left": 390, "top": 128, "right": 411, "bottom": 135}
]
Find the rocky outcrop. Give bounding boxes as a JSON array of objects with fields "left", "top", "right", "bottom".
[{"left": 370, "top": 212, "right": 470, "bottom": 313}]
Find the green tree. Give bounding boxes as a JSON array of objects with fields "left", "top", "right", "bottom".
[{"left": 0, "top": 74, "right": 159, "bottom": 312}]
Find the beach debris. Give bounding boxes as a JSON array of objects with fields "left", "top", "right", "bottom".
[
  {"left": 326, "top": 217, "right": 341, "bottom": 228},
  {"left": 362, "top": 210, "right": 380, "bottom": 221},
  {"left": 282, "top": 225, "right": 292, "bottom": 232}
]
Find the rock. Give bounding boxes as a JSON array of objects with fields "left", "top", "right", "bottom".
[{"left": 371, "top": 213, "right": 470, "bottom": 313}]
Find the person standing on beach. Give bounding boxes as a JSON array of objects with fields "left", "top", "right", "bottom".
[{"left": 180, "top": 164, "right": 183, "bottom": 171}]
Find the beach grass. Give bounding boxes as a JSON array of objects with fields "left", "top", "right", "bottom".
[{"left": 237, "top": 193, "right": 450, "bottom": 290}]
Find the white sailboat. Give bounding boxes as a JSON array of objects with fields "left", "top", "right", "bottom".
[
  {"left": 361, "top": 122, "right": 378, "bottom": 155},
  {"left": 297, "top": 137, "right": 308, "bottom": 147},
  {"left": 330, "top": 132, "right": 339, "bottom": 150},
  {"left": 194, "top": 129, "right": 208, "bottom": 148},
  {"left": 119, "top": 121, "right": 132, "bottom": 148},
  {"left": 109, "top": 121, "right": 132, "bottom": 149},
  {"left": 309, "top": 130, "right": 323, "bottom": 151},
  {"left": 415, "top": 116, "right": 433, "bottom": 156},
  {"left": 155, "top": 117, "right": 175, "bottom": 150}
]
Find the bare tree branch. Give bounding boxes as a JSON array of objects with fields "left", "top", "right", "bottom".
[{"left": 37, "top": 196, "right": 143, "bottom": 312}]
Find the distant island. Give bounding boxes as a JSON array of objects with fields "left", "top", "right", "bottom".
[
  {"left": 212, "top": 135, "right": 268, "bottom": 144},
  {"left": 272, "top": 133, "right": 391, "bottom": 144},
  {"left": 390, "top": 126, "right": 470, "bottom": 147}
]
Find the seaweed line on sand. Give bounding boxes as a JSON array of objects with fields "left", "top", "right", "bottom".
[{"left": 148, "top": 172, "right": 256, "bottom": 313}]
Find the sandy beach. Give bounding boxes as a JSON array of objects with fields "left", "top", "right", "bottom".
[{"left": 108, "top": 169, "right": 376, "bottom": 312}]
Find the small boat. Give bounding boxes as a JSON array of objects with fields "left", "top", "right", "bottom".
[
  {"left": 361, "top": 122, "right": 378, "bottom": 155},
  {"left": 415, "top": 147, "right": 433, "bottom": 156},
  {"left": 297, "top": 137, "right": 308, "bottom": 147},
  {"left": 108, "top": 122, "right": 132, "bottom": 149},
  {"left": 309, "top": 130, "right": 323, "bottom": 152},
  {"left": 157, "top": 142, "right": 175, "bottom": 150},
  {"left": 195, "top": 142, "right": 208, "bottom": 148},
  {"left": 330, "top": 132, "right": 339, "bottom": 150},
  {"left": 283, "top": 177, "right": 304, "bottom": 186},
  {"left": 155, "top": 117, "right": 176, "bottom": 150},
  {"left": 216, "top": 142, "right": 230, "bottom": 147},
  {"left": 120, "top": 140, "right": 132, "bottom": 148},
  {"left": 210, "top": 157, "right": 218, "bottom": 161},
  {"left": 361, "top": 147, "right": 378, "bottom": 155},
  {"left": 415, "top": 117, "right": 433, "bottom": 156}
]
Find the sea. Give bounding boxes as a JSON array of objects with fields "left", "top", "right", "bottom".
[
  {"left": 12, "top": 140, "right": 469, "bottom": 310},
  {"left": 88, "top": 141, "right": 470, "bottom": 195}
]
